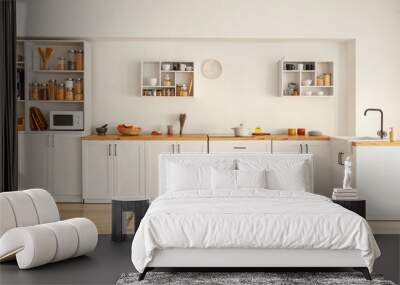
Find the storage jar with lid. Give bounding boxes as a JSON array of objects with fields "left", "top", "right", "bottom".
[
  {"left": 56, "top": 83, "right": 65, "bottom": 100},
  {"left": 75, "top": 49, "right": 84, "bottom": 70},
  {"left": 323, "top": 73, "right": 331, "bottom": 86},
  {"left": 180, "top": 84, "right": 188, "bottom": 96},
  {"left": 67, "top": 49, "right": 75, "bottom": 70},
  {"left": 65, "top": 78, "right": 74, "bottom": 89},
  {"left": 163, "top": 75, "right": 172, "bottom": 86},
  {"left": 65, "top": 87, "right": 74, "bottom": 101},
  {"left": 57, "top": 57, "right": 65, "bottom": 70},
  {"left": 74, "top": 78, "right": 83, "bottom": 94},
  {"left": 47, "top": 79, "right": 56, "bottom": 100},
  {"left": 31, "top": 82, "right": 39, "bottom": 100},
  {"left": 74, "top": 93, "right": 83, "bottom": 101},
  {"left": 39, "top": 83, "right": 47, "bottom": 100}
]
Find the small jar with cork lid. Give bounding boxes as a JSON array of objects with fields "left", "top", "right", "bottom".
[{"left": 56, "top": 83, "right": 65, "bottom": 100}]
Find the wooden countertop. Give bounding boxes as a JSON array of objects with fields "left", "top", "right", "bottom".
[
  {"left": 272, "top": 135, "right": 331, "bottom": 141},
  {"left": 82, "top": 133, "right": 330, "bottom": 141},
  {"left": 208, "top": 135, "right": 272, "bottom": 141},
  {"left": 81, "top": 134, "right": 208, "bottom": 141},
  {"left": 352, "top": 140, "right": 400, "bottom": 147}
]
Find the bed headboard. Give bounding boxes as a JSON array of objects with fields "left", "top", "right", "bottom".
[{"left": 159, "top": 153, "right": 314, "bottom": 195}]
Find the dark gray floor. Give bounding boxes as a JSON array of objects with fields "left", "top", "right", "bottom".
[{"left": 0, "top": 235, "right": 399, "bottom": 285}]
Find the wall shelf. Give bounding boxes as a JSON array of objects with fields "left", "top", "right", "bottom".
[
  {"left": 141, "top": 60, "right": 195, "bottom": 97},
  {"left": 278, "top": 59, "right": 334, "bottom": 97},
  {"left": 33, "top": 70, "right": 84, "bottom": 73}
]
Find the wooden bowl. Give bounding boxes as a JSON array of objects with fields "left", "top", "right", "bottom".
[{"left": 117, "top": 127, "right": 141, "bottom": 136}]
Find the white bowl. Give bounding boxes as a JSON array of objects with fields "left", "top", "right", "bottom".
[
  {"left": 317, "top": 91, "right": 324, "bottom": 96},
  {"left": 162, "top": 64, "right": 171, "bottom": 71},
  {"left": 302, "top": 80, "right": 312, "bottom": 86},
  {"left": 146, "top": 78, "right": 157, "bottom": 86},
  {"left": 305, "top": 91, "right": 313, "bottom": 96}
]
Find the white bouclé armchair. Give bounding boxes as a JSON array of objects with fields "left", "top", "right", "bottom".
[{"left": 0, "top": 189, "right": 98, "bottom": 269}]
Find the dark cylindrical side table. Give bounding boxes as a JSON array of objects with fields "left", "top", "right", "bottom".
[{"left": 112, "top": 199, "right": 150, "bottom": 242}]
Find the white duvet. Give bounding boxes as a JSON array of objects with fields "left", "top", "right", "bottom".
[{"left": 131, "top": 190, "right": 380, "bottom": 273}]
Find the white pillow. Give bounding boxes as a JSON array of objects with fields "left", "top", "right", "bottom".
[
  {"left": 266, "top": 162, "right": 307, "bottom": 191},
  {"left": 167, "top": 162, "right": 212, "bottom": 191},
  {"left": 211, "top": 168, "right": 237, "bottom": 190},
  {"left": 237, "top": 170, "right": 267, "bottom": 189}
]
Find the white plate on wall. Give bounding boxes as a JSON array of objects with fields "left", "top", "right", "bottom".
[{"left": 202, "top": 59, "right": 222, "bottom": 79}]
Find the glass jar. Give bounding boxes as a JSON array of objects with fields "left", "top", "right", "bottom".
[
  {"left": 57, "top": 57, "right": 65, "bottom": 70},
  {"left": 180, "top": 84, "right": 188, "bottom": 96},
  {"left": 65, "top": 78, "right": 74, "bottom": 89},
  {"left": 163, "top": 75, "right": 172, "bottom": 86},
  {"left": 67, "top": 49, "right": 75, "bottom": 70},
  {"left": 74, "top": 93, "right": 83, "bottom": 101},
  {"left": 31, "top": 82, "right": 39, "bottom": 100},
  {"left": 74, "top": 78, "right": 83, "bottom": 94},
  {"left": 323, "top": 73, "right": 331, "bottom": 86},
  {"left": 47, "top": 79, "right": 56, "bottom": 100},
  {"left": 75, "top": 49, "right": 84, "bottom": 70},
  {"left": 65, "top": 87, "right": 74, "bottom": 101},
  {"left": 39, "top": 83, "right": 47, "bottom": 100},
  {"left": 56, "top": 83, "right": 65, "bottom": 100}
]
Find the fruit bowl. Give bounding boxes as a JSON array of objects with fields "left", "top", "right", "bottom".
[{"left": 117, "top": 124, "right": 141, "bottom": 136}]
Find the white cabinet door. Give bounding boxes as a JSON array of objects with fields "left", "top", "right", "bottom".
[
  {"left": 175, "top": 141, "right": 206, "bottom": 153},
  {"left": 209, "top": 140, "right": 270, "bottom": 153},
  {"left": 272, "top": 140, "right": 332, "bottom": 197},
  {"left": 330, "top": 139, "right": 353, "bottom": 189},
  {"left": 145, "top": 141, "right": 174, "bottom": 200},
  {"left": 50, "top": 134, "right": 82, "bottom": 202},
  {"left": 82, "top": 141, "right": 113, "bottom": 202},
  {"left": 305, "top": 141, "right": 332, "bottom": 197},
  {"left": 113, "top": 141, "right": 145, "bottom": 200},
  {"left": 272, "top": 140, "right": 302, "bottom": 153},
  {"left": 23, "top": 134, "right": 50, "bottom": 191}
]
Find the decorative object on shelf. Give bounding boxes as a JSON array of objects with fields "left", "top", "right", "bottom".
[
  {"left": 288, "top": 128, "right": 297, "bottom": 136},
  {"left": 232, "top": 123, "right": 251, "bottom": 137},
  {"left": 38, "top": 47, "right": 53, "bottom": 70},
  {"left": 285, "top": 63, "right": 295, "bottom": 70},
  {"left": 202, "top": 59, "right": 222, "bottom": 79},
  {"left": 186, "top": 66, "right": 193, "bottom": 71},
  {"left": 167, "top": 125, "right": 174, "bottom": 136},
  {"left": 117, "top": 124, "right": 141, "bottom": 136},
  {"left": 298, "top": 63, "right": 304, "bottom": 70},
  {"left": 96, "top": 124, "right": 108, "bottom": 135},
  {"left": 179, "top": 63, "right": 186, "bottom": 71},
  {"left": 179, "top": 113, "right": 186, "bottom": 136},
  {"left": 304, "top": 63, "right": 314, "bottom": 70},
  {"left": 302, "top": 79, "right": 312, "bottom": 86},
  {"left": 297, "top": 128, "right": 306, "bottom": 136},
  {"left": 29, "top": 107, "right": 48, "bottom": 130},
  {"left": 343, "top": 157, "right": 352, "bottom": 190}
]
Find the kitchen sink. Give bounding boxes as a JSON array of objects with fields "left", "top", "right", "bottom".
[{"left": 348, "top": 136, "right": 385, "bottom": 141}]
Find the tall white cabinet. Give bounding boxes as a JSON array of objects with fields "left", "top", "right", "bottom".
[
  {"left": 82, "top": 141, "right": 145, "bottom": 202},
  {"left": 22, "top": 133, "right": 82, "bottom": 202}
]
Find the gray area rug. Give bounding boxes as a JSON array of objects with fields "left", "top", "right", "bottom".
[{"left": 116, "top": 272, "right": 396, "bottom": 285}]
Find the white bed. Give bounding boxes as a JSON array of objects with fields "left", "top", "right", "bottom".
[{"left": 131, "top": 154, "right": 380, "bottom": 280}]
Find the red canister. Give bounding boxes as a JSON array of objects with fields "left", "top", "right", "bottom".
[{"left": 297, "top": 128, "right": 306, "bottom": 136}]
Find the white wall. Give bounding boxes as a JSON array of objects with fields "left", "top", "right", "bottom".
[{"left": 17, "top": 0, "right": 400, "bottom": 136}]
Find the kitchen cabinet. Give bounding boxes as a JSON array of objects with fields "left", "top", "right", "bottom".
[
  {"left": 145, "top": 140, "right": 206, "bottom": 199},
  {"left": 82, "top": 141, "right": 145, "bottom": 202},
  {"left": 209, "top": 140, "right": 271, "bottom": 153},
  {"left": 272, "top": 140, "right": 331, "bottom": 196},
  {"left": 22, "top": 133, "right": 82, "bottom": 202}
]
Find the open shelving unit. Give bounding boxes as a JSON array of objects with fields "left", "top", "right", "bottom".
[
  {"left": 141, "top": 60, "right": 194, "bottom": 97},
  {"left": 19, "top": 39, "right": 91, "bottom": 133},
  {"left": 278, "top": 59, "right": 334, "bottom": 97}
]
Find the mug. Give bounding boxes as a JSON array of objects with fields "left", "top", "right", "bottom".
[
  {"left": 288, "top": 128, "right": 297, "bottom": 136},
  {"left": 298, "top": 64, "right": 304, "bottom": 70},
  {"left": 179, "top": 64, "right": 186, "bottom": 71},
  {"left": 162, "top": 64, "right": 171, "bottom": 71},
  {"left": 297, "top": 128, "right": 306, "bottom": 136}
]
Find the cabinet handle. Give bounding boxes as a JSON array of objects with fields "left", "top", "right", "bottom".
[
  {"left": 108, "top": 144, "right": 111, "bottom": 156},
  {"left": 338, "top": 152, "right": 344, "bottom": 165},
  {"left": 177, "top": 143, "right": 180, "bottom": 153},
  {"left": 172, "top": 144, "right": 175, "bottom": 154},
  {"left": 114, "top": 144, "right": 117, "bottom": 156},
  {"left": 306, "top": 144, "right": 309, "bottom": 154},
  {"left": 300, "top": 144, "right": 303, "bottom": 154},
  {"left": 233, "top": 146, "right": 247, "bottom": 150}
]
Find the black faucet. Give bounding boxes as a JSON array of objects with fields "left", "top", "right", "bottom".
[{"left": 364, "top": 108, "right": 386, "bottom": 139}]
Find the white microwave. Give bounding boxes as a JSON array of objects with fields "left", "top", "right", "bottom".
[{"left": 49, "top": 111, "right": 84, "bottom": 130}]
